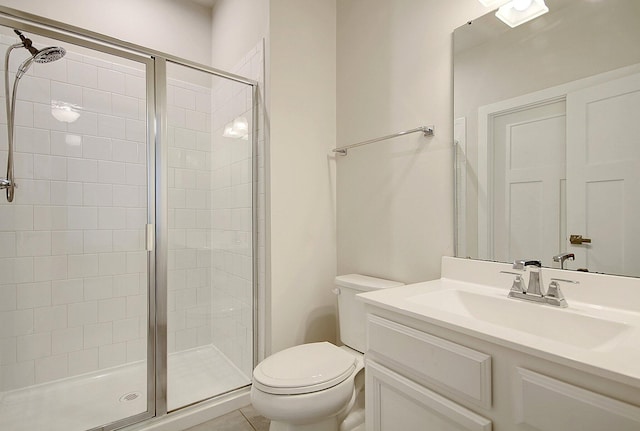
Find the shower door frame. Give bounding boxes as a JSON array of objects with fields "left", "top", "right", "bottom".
[
  {"left": 0, "top": 5, "right": 260, "bottom": 431},
  {"left": 0, "top": 13, "right": 159, "bottom": 431}
]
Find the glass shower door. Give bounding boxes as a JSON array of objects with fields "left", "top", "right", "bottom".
[
  {"left": 0, "top": 24, "right": 155, "bottom": 431},
  {"left": 164, "top": 61, "right": 254, "bottom": 410}
]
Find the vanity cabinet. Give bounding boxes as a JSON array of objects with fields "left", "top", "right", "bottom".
[
  {"left": 365, "top": 314, "right": 492, "bottom": 431},
  {"left": 364, "top": 311, "right": 640, "bottom": 431},
  {"left": 366, "top": 360, "right": 491, "bottom": 431}
]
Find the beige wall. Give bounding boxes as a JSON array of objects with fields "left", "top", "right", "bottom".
[
  {"left": 0, "top": 0, "right": 213, "bottom": 64},
  {"left": 210, "top": 0, "right": 268, "bottom": 71},
  {"left": 268, "top": 0, "right": 337, "bottom": 354},
  {"left": 336, "top": 0, "right": 488, "bottom": 284},
  {"left": 211, "top": 0, "right": 338, "bottom": 356}
]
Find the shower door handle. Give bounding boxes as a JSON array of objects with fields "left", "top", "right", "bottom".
[{"left": 146, "top": 224, "right": 155, "bottom": 251}]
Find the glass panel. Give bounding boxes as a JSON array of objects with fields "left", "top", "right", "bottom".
[
  {"left": 0, "top": 27, "right": 151, "bottom": 431},
  {"left": 165, "top": 62, "right": 253, "bottom": 411}
]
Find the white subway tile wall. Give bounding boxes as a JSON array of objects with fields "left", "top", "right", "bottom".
[
  {"left": 166, "top": 72, "right": 214, "bottom": 360},
  {"left": 166, "top": 43, "right": 263, "bottom": 381},
  {"left": 0, "top": 35, "right": 148, "bottom": 391},
  {"left": 210, "top": 44, "right": 264, "bottom": 377}
]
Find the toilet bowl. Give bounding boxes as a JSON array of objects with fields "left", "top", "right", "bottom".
[
  {"left": 251, "top": 275, "right": 403, "bottom": 431},
  {"left": 251, "top": 342, "right": 364, "bottom": 430}
]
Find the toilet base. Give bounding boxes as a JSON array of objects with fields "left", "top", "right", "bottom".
[
  {"left": 339, "top": 402, "right": 364, "bottom": 431},
  {"left": 267, "top": 398, "right": 365, "bottom": 431}
]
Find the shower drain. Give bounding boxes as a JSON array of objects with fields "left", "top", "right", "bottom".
[{"left": 119, "top": 392, "right": 142, "bottom": 402}]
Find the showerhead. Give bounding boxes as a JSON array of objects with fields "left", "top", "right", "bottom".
[
  {"left": 33, "top": 46, "right": 66, "bottom": 64},
  {"left": 12, "top": 30, "right": 66, "bottom": 79},
  {"left": 14, "top": 29, "right": 38, "bottom": 56},
  {"left": 13, "top": 29, "right": 66, "bottom": 64},
  {"left": 3, "top": 31, "right": 67, "bottom": 202}
]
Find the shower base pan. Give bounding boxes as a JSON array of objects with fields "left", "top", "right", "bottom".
[{"left": 0, "top": 345, "right": 250, "bottom": 431}]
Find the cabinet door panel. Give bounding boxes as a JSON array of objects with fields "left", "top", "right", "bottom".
[
  {"left": 514, "top": 368, "right": 640, "bottom": 431},
  {"left": 366, "top": 360, "right": 492, "bottom": 431},
  {"left": 367, "top": 314, "right": 492, "bottom": 408}
]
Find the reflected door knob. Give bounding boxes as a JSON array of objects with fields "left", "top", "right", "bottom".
[{"left": 569, "top": 234, "right": 592, "bottom": 245}]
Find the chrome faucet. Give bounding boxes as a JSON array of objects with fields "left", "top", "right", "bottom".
[
  {"left": 500, "top": 260, "right": 577, "bottom": 307},
  {"left": 553, "top": 252, "right": 575, "bottom": 269},
  {"left": 513, "top": 260, "right": 543, "bottom": 296}
]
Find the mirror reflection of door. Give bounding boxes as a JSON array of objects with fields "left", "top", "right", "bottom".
[
  {"left": 567, "top": 73, "right": 640, "bottom": 276},
  {"left": 485, "top": 71, "right": 640, "bottom": 274},
  {"left": 491, "top": 101, "right": 566, "bottom": 267}
]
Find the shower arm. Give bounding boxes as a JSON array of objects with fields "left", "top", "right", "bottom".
[{"left": 2, "top": 43, "right": 23, "bottom": 202}]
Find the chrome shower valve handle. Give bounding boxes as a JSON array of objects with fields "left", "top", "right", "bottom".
[{"left": 0, "top": 177, "right": 16, "bottom": 202}]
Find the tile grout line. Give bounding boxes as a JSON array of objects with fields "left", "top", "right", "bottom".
[{"left": 239, "top": 409, "right": 257, "bottom": 431}]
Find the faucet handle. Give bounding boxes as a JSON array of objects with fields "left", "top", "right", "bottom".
[
  {"left": 513, "top": 260, "right": 542, "bottom": 270},
  {"left": 548, "top": 278, "right": 579, "bottom": 290},
  {"left": 500, "top": 270, "right": 525, "bottom": 293},
  {"left": 545, "top": 278, "right": 579, "bottom": 307}
]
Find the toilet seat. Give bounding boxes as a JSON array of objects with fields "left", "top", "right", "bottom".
[{"left": 253, "top": 342, "right": 357, "bottom": 395}]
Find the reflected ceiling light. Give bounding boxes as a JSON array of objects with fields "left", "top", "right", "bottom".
[
  {"left": 495, "top": 0, "right": 549, "bottom": 27},
  {"left": 478, "top": 0, "right": 510, "bottom": 8},
  {"left": 232, "top": 117, "right": 248, "bottom": 134},
  {"left": 223, "top": 116, "right": 249, "bottom": 140},
  {"left": 511, "top": 0, "right": 533, "bottom": 10},
  {"left": 51, "top": 101, "right": 81, "bottom": 123}
]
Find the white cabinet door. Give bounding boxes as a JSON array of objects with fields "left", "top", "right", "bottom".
[
  {"left": 513, "top": 368, "right": 640, "bottom": 431},
  {"left": 567, "top": 73, "right": 640, "bottom": 275},
  {"left": 366, "top": 360, "right": 492, "bottom": 431},
  {"left": 367, "top": 314, "right": 492, "bottom": 409}
]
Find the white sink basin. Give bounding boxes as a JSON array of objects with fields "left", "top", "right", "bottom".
[
  {"left": 356, "top": 257, "right": 640, "bottom": 388},
  {"left": 407, "top": 289, "right": 631, "bottom": 349}
]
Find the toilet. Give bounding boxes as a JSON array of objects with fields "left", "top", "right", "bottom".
[{"left": 251, "top": 274, "right": 404, "bottom": 431}]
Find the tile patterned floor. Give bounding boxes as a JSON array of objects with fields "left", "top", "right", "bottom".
[{"left": 184, "top": 405, "right": 270, "bottom": 431}]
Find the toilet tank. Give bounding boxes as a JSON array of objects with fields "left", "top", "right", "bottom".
[{"left": 335, "top": 274, "right": 404, "bottom": 353}]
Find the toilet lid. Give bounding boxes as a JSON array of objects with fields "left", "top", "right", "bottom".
[{"left": 252, "top": 342, "right": 357, "bottom": 395}]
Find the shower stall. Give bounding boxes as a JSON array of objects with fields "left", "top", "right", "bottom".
[{"left": 0, "top": 7, "right": 258, "bottom": 431}]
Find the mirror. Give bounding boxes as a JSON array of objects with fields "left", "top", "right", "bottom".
[{"left": 454, "top": 0, "right": 640, "bottom": 277}]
